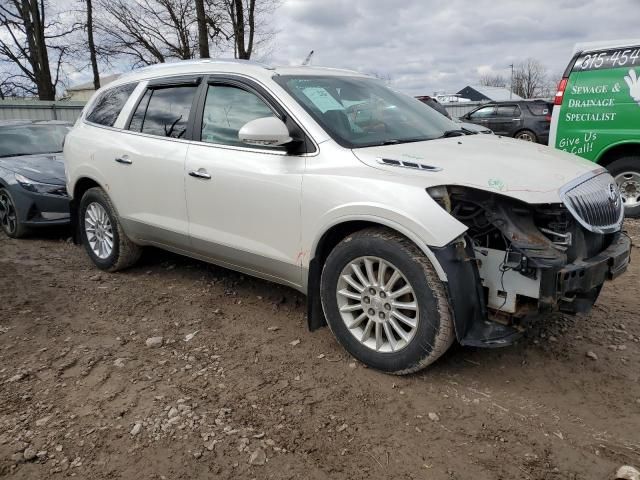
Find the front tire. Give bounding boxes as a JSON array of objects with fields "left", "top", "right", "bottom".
[
  {"left": 320, "top": 228, "right": 454, "bottom": 374},
  {"left": 0, "top": 188, "right": 27, "bottom": 238},
  {"left": 607, "top": 156, "right": 640, "bottom": 218},
  {"left": 79, "top": 187, "right": 141, "bottom": 271}
]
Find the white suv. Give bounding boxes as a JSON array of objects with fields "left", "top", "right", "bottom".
[{"left": 64, "top": 59, "right": 631, "bottom": 374}]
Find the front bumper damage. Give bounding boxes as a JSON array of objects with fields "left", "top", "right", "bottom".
[
  {"left": 432, "top": 188, "right": 631, "bottom": 347},
  {"left": 433, "top": 232, "right": 631, "bottom": 347}
]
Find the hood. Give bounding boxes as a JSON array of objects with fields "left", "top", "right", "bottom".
[
  {"left": 0, "top": 153, "right": 66, "bottom": 185},
  {"left": 352, "top": 135, "right": 600, "bottom": 204}
]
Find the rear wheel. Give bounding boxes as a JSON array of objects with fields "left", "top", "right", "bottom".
[
  {"left": 320, "top": 227, "right": 454, "bottom": 375},
  {"left": 79, "top": 187, "right": 142, "bottom": 271},
  {"left": 607, "top": 156, "right": 640, "bottom": 218},
  {"left": 0, "top": 188, "right": 27, "bottom": 238},
  {"left": 514, "top": 129, "right": 537, "bottom": 142}
]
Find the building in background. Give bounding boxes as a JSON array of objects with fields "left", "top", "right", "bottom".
[
  {"left": 63, "top": 74, "right": 121, "bottom": 101},
  {"left": 456, "top": 85, "right": 522, "bottom": 102}
]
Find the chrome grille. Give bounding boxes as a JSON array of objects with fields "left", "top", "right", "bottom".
[{"left": 560, "top": 171, "right": 624, "bottom": 234}]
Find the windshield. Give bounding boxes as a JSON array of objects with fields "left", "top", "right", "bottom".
[
  {"left": 274, "top": 75, "right": 457, "bottom": 148},
  {"left": 0, "top": 124, "right": 70, "bottom": 158}
]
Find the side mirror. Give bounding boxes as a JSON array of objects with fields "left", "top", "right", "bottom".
[{"left": 238, "top": 117, "right": 293, "bottom": 147}]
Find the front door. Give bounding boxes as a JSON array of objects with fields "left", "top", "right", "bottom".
[{"left": 185, "top": 81, "right": 305, "bottom": 288}]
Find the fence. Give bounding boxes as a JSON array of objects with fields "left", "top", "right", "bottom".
[
  {"left": 0, "top": 100, "right": 85, "bottom": 122},
  {"left": 0, "top": 98, "right": 485, "bottom": 124}
]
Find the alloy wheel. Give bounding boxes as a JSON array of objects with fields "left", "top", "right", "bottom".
[
  {"left": 0, "top": 191, "right": 17, "bottom": 235},
  {"left": 516, "top": 132, "right": 535, "bottom": 142},
  {"left": 336, "top": 256, "right": 419, "bottom": 353},
  {"left": 615, "top": 171, "right": 640, "bottom": 209},
  {"left": 84, "top": 202, "right": 114, "bottom": 259}
]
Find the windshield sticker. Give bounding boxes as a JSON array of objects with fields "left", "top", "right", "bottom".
[{"left": 301, "top": 87, "right": 344, "bottom": 113}]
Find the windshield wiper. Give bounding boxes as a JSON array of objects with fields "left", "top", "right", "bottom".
[
  {"left": 376, "top": 137, "right": 429, "bottom": 146},
  {"left": 440, "top": 129, "right": 467, "bottom": 138}
]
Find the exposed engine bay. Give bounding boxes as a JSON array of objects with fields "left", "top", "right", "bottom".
[{"left": 430, "top": 185, "right": 630, "bottom": 347}]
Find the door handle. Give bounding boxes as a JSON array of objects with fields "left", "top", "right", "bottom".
[
  {"left": 115, "top": 156, "right": 132, "bottom": 165},
  {"left": 512, "top": 118, "right": 521, "bottom": 122},
  {"left": 188, "top": 168, "right": 211, "bottom": 180}
]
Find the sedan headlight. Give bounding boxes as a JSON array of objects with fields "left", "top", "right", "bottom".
[{"left": 15, "top": 173, "right": 68, "bottom": 196}]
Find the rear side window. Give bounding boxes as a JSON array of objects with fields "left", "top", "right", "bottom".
[
  {"left": 86, "top": 83, "right": 137, "bottom": 127},
  {"left": 495, "top": 105, "right": 520, "bottom": 117},
  {"left": 526, "top": 103, "right": 551, "bottom": 116},
  {"left": 128, "top": 85, "right": 198, "bottom": 138}
]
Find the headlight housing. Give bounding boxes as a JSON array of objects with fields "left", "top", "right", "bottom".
[{"left": 15, "top": 173, "right": 68, "bottom": 196}]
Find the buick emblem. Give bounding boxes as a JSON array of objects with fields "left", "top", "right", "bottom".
[{"left": 608, "top": 183, "right": 620, "bottom": 207}]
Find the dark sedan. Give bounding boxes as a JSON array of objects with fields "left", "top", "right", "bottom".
[
  {"left": 0, "top": 120, "right": 71, "bottom": 238},
  {"left": 459, "top": 100, "right": 553, "bottom": 144}
]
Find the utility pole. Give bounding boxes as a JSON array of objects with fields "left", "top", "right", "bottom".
[{"left": 509, "top": 63, "right": 514, "bottom": 99}]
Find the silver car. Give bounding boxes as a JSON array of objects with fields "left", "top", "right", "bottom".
[{"left": 64, "top": 60, "right": 631, "bottom": 374}]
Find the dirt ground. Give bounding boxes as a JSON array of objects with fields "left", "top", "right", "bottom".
[{"left": 0, "top": 221, "right": 639, "bottom": 480}]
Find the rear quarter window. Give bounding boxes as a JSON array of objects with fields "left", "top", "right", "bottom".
[
  {"left": 526, "top": 103, "right": 552, "bottom": 116},
  {"left": 86, "top": 83, "right": 138, "bottom": 127}
]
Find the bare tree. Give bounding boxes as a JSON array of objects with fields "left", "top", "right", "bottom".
[
  {"left": 195, "top": 0, "right": 210, "bottom": 58},
  {"left": 83, "top": 0, "right": 100, "bottom": 89},
  {"left": 0, "top": 0, "right": 79, "bottom": 100},
  {"left": 226, "top": 0, "right": 255, "bottom": 59},
  {"left": 0, "top": 72, "right": 37, "bottom": 98},
  {"left": 205, "top": 0, "right": 278, "bottom": 60},
  {"left": 97, "top": 0, "right": 198, "bottom": 67},
  {"left": 479, "top": 73, "right": 507, "bottom": 88},
  {"left": 512, "top": 58, "right": 548, "bottom": 99}
]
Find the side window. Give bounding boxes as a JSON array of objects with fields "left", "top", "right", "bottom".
[
  {"left": 469, "top": 106, "right": 495, "bottom": 119},
  {"left": 496, "top": 105, "right": 519, "bottom": 117},
  {"left": 200, "top": 84, "right": 277, "bottom": 148},
  {"left": 86, "top": 83, "right": 137, "bottom": 127},
  {"left": 129, "top": 85, "right": 198, "bottom": 138}
]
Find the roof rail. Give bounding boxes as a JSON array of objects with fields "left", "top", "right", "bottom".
[{"left": 132, "top": 58, "right": 274, "bottom": 73}]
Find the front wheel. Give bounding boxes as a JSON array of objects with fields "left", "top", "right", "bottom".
[
  {"left": 607, "top": 156, "right": 640, "bottom": 218},
  {"left": 320, "top": 228, "right": 454, "bottom": 374},
  {"left": 0, "top": 188, "right": 27, "bottom": 238},
  {"left": 79, "top": 187, "right": 142, "bottom": 271}
]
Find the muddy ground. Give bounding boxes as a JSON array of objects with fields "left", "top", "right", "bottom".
[{"left": 0, "top": 221, "right": 639, "bottom": 480}]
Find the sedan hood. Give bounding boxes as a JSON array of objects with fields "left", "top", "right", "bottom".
[
  {"left": 0, "top": 153, "right": 66, "bottom": 185},
  {"left": 352, "top": 135, "right": 600, "bottom": 204}
]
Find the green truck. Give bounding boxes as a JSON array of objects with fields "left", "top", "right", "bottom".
[{"left": 550, "top": 40, "right": 640, "bottom": 217}]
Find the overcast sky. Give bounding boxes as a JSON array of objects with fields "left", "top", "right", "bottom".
[{"left": 265, "top": 0, "right": 640, "bottom": 95}]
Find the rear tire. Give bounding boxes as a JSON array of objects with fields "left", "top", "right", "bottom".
[
  {"left": 79, "top": 187, "right": 141, "bottom": 271},
  {"left": 320, "top": 227, "right": 454, "bottom": 375},
  {"left": 607, "top": 156, "right": 640, "bottom": 219},
  {"left": 514, "top": 129, "right": 537, "bottom": 142},
  {"left": 0, "top": 188, "right": 28, "bottom": 238}
]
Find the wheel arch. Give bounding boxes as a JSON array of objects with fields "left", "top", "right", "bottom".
[
  {"left": 596, "top": 141, "right": 640, "bottom": 167},
  {"left": 69, "top": 176, "right": 103, "bottom": 244},
  {"left": 306, "top": 217, "right": 450, "bottom": 331}
]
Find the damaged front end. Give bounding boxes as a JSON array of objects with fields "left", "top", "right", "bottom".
[{"left": 429, "top": 176, "right": 631, "bottom": 347}]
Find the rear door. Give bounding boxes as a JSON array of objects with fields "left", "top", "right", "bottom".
[
  {"left": 184, "top": 78, "right": 306, "bottom": 288},
  {"left": 492, "top": 104, "right": 521, "bottom": 136},
  {"left": 110, "top": 76, "right": 201, "bottom": 249}
]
